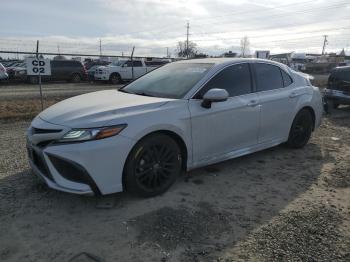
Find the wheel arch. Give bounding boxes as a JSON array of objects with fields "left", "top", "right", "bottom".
[{"left": 121, "top": 129, "right": 189, "bottom": 189}]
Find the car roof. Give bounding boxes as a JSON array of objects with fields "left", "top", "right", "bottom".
[
  {"left": 333, "top": 65, "right": 350, "bottom": 71},
  {"left": 175, "top": 57, "right": 284, "bottom": 67}
]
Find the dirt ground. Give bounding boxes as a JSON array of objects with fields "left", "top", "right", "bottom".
[{"left": 0, "top": 104, "right": 349, "bottom": 261}]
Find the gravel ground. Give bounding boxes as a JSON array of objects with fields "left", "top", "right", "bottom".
[{"left": 0, "top": 106, "right": 349, "bottom": 261}]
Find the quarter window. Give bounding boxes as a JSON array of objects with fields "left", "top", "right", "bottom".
[
  {"left": 281, "top": 70, "right": 293, "bottom": 87},
  {"left": 255, "top": 63, "right": 284, "bottom": 91},
  {"left": 196, "top": 63, "right": 252, "bottom": 98}
]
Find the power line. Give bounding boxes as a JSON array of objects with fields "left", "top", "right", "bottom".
[
  {"left": 191, "top": 25, "right": 350, "bottom": 43},
  {"left": 191, "top": 2, "right": 349, "bottom": 35}
]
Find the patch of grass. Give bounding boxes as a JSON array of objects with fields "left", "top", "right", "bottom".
[{"left": 0, "top": 98, "right": 63, "bottom": 121}]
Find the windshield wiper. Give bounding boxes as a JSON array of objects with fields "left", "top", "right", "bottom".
[
  {"left": 119, "top": 89, "right": 156, "bottom": 97},
  {"left": 134, "top": 92, "right": 156, "bottom": 97},
  {"left": 118, "top": 89, "right": 131, "bottom": 94}
]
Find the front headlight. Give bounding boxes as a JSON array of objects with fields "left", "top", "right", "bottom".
[{"left": 58, "top": 124, "right": 127, "bottom": 143}]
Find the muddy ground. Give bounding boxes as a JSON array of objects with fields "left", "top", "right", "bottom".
[{"left": 0, "top": 103, "right": 349, "bottom": 261}]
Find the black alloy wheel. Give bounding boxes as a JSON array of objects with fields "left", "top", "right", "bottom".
[
  {"left": 124, "top": 134, "right": 182, "bottom": 197},
  {"left": 287, "top": 109, "right": 313, "bottom": 148}
]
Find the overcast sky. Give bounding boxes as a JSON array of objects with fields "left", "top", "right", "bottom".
[{"left": 1, "top": 0, "right": 349, "bottom": 57}]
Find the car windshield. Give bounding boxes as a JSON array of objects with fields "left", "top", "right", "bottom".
[{"left": 122, "top": 62, "right": 213, "bottom": 99}]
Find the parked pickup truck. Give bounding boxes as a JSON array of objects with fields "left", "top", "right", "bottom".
[{"left": 94, "top": 59, "right": 169, "bottom": 84}]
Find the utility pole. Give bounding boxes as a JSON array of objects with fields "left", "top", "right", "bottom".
[
  {"left": 130, "top": 46, "right": 135, "bottom": 80},
  {"left": 57, "top": 44, "right": 60, "bottom": 55},
  {"left": 99, "top": 39, "right": 102, "bottom": 57},
  {"left": 36, "top": 40, "right": 44, "bottom": 111},
  {"left": 166, "top": 47, "right": 169, "bottom": 58},
  {"left": 186, "top": 21, "right": 189, "bottom": 59},
  {"left": 322, "top": 35, "right": 328, "bottom": 55}
]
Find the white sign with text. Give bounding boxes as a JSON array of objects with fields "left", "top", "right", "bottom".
[{"left": 26, "top": 58, "right": 51, "bottom": 76}]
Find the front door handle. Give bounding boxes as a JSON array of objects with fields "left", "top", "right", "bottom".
[{"left": 247, "top": 100, "right": 258, "bottom": 107}]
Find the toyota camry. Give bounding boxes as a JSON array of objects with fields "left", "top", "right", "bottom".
[{"left": 26, "top": 58, "right": 323, "bottom": 197}]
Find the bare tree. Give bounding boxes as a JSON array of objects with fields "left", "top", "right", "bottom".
[
  {"left": 240, "top": 36, "right": 250, "bottom": 57},
  {"left": 176, "top": 41, "right": 198, "bottom": 58}
]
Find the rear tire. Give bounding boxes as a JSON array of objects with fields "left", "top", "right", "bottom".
[
  {"left": 287, "top": 109, "right": 313, "bottom": 148},
  {"left": 110, "top": 73, "right": 121, "bottom": 85},
  {"left": 124, "top": 134, "right": 182, "bottom": 197}
]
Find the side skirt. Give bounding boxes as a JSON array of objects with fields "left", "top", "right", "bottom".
[{"left": 188, "top": 138, "right": 286, "bottom": 171}]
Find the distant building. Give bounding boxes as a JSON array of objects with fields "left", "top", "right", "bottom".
[
  {"left": 222, "top": 51, "right": 237, "bottom": 58},
  {"left": 270, "top": 53, "right": 292, "bottom": 65},
  {"left": 194, "top": 53, "right": 208, "bottom": 58},
  {"left": 255, "top": 50, "right": 270, "bottom": 59}
]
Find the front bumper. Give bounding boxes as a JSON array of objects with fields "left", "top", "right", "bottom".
[
  {"left": 27, "top": 117, "right": 136, "bottom": 195},
  {"left": 94, "top": 73, "right": 109, "bottom": 81},
  {"left": 28, "top": 149, "right": 95, "bottom": 195},
  {"left": 324, "top": 89, "right": 350, "bottom": 105}
]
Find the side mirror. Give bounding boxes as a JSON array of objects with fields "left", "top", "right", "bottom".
[{"left": 201, "top": 88, "right": 229, "bottom": 109}]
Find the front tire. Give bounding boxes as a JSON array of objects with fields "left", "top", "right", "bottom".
[
  {"left": 124, "top": 134, "right": 182, "bottom": 197},
  {"left": 287, "top": 109, "right": 313, "bottom": 148},
  {"left": 110, "top": 73, "right": 121, "bottom": 85}
]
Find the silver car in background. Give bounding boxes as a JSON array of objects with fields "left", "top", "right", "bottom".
[{"left": 26, "top": 58, "right": 323, "bottom": 197}]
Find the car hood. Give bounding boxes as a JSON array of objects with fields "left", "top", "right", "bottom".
[{"left": 39, "top": 90, "right": 172, "bottom": 128}]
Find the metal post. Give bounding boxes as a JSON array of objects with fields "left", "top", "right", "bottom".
[
  {"left": 36, "top": 40, "right": 44, "bottom": 111},
  {"left": 186, "top": 22, "right": 189, "bottom": 59},
  {"left": 131, "top": 46, "right": 135, "bottom": 80}
]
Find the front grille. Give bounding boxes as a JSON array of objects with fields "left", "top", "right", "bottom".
[{"left": 32, "top": 127, "right": 62, "bottom": 134}]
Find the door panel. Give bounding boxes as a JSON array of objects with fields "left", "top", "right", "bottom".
[
  {"left": 257, "top": 88, "right": 295, "bottom": 142},
  {"left": 189, "top": 93, "right": 260, "bottom": 162},
  {"left": 253, "top": 62, "right": 295, "bottom": 142}
]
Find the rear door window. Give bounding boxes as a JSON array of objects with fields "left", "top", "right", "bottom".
[{"left": 254, "top": 63, "right": 284, "bottom": 91}]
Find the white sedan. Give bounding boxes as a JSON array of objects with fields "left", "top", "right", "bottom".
[{"left": 26, "top": 58, "right": 323, "bottom": 197}]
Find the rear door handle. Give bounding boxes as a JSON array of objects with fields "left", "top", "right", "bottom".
[{"left": 247, "top": 100, "right": 258, "bottom": 107}]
